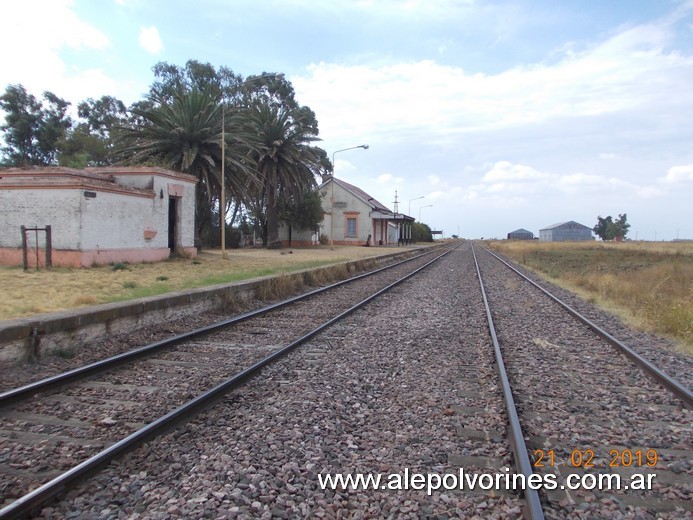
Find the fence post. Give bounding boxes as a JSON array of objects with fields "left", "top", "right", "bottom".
[
  {"left": 21, "top": 225, "right": 28, "bottom": 271},
  {"left": 45, "top": 225, "right": 52, "bottom": 268}
]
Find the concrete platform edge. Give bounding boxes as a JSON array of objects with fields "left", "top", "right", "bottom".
[{"left": 0, "top": 247, "right": 428, "bottom": 363}]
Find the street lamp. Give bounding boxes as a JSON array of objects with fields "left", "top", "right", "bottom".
[
  {"left": 419, "top": 204, "right": 433, "bottom": 222},
  {"left": 221, "top": 72, "right": 284, "bottom": 258},
  {"left": 329, "top": 144, "right": 369, "bottom": 250},
  {"left": 408, "top": 196, "right": 424, "bottom": 217}
]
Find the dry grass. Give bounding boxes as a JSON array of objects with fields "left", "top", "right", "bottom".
[
  {"left": 487, "top": 240, "right": 693, "bottom": 353},
  {"left": 0, "top": 245, "right": 412, "bottom": 321}
]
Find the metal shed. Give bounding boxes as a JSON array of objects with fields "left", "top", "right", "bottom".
[
  {"left": 539, "top": 221, "right": 592, "bottom": 242},
  {"left": 507, "top": 228, "right": 534, "bottom": 240}
]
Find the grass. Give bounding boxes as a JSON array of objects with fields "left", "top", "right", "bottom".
[
  {"left": 0, "top": 245, "right": 410, "bottom": 320},
  {"left": 487, "top": 240, "right": 693, "bottom": 353}
]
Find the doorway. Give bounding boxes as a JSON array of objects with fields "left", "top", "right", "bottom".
[{"left": 168, "top": 197, "right": 178, "bottom": 254}]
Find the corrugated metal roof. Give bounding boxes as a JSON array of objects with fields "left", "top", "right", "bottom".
[{"left": 540, "top": 220, "right": 591, "bottom": 231}]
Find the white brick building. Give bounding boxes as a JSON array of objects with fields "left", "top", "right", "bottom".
[{"left": 0, "top": 166, "right": 197, "bottom": 267}]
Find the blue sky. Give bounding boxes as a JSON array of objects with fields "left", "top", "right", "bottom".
[{"left": 2, "top": 0, "right": 692, "bottom": 240}]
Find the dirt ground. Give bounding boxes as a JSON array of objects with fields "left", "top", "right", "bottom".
[{"left": 0, "top": 245, "right": 423, "bottom": 321}]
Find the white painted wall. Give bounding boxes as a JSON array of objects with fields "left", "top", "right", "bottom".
[
  {"left": 0, "top": 189, "right": 83, "bottom": 248},
  {"left": 80, "top": 191, "right": 165, "bottom": 249}
]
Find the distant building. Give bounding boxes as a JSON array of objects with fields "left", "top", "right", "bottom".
[
  {"left": 0, "top": 166, "right": 197, "bottom": 267},
  {"left": 507, "top": 228, "right": 534, "bottom": 240},
  {"left": 280, "top": 177, "right": 415, "bottom": 247},
  {"left": 539, "top": 221, "right": 592, "bottom": 242}
]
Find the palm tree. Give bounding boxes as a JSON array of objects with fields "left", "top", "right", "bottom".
[
  {"left": 117, "top": 85, "right": 257, "bottom": 246},
  {"left": 246, "top": 102, "right": 325, "bottom": 248}
]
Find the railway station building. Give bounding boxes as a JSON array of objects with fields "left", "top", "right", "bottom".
[
  {"left": 280, "top": 177, "right": 415, "bottom": 247},
  {"left": 539, "top": 221, "right": 593, "bottom": 241},
  {"left": 0, "top": 166, "right": 198, "bottom": 267}
]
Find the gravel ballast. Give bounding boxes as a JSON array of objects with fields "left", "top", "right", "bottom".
[{"left": 36, "top": 246, "right": 526, "bottom": 518}]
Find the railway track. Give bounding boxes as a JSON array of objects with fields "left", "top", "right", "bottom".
[
  {"left": 0, "top": 245, "right": 452, "bottom": 518},
  {"left": 0, "top": 241, "right": 690, "bottom": 518},
  {"left": 473, "top": 243, "right": 692, "bottom": 518}
]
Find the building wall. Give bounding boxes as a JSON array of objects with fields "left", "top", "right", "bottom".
[
  {"left": 0, "top": 188, "right": 83, "bottom": 249},
  {"left": 277, "top": 222, "right": 318, "bottom": 247},
  {"left": 508, "top": 231, "right": 533, "bottom": 240},
  {"left": 388, "top": 222, "right": 399, "bottom": 244},
  {"left": 80, "top": 190, "right": 161, "bottom": 249}
]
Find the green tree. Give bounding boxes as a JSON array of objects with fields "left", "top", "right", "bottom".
[
  {"left": 58, "top": 95, "right": 128, "bottom": 167},
  {"left": 412, "top": 222, "right": 433, "bottom": 242},
  {"left": 611, "top": 213, "right": 630, "bottom": 240},
  {"left": 0, "top": 84, "right": 72, "bottom": 166},
  {"left": 245, "top": 101, "right": 326, "bottom": 248},
  {"left": 593, "top": 215, "right": 613, "bottom": 240},
  {"left": 279, "top": 189, "right": 324, "bottom": 230},
  {"left": 150, "top": 60, "right": 243, "bottom": 105},
  {"left": 593, "top": 213, "right": 630, "bottom": 240}
]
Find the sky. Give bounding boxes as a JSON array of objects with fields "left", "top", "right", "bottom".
[{"left": 2, "top": 0, "right": 692, "bottom": 240}]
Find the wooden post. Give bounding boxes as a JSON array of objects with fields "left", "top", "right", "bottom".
[
  {"left": 45, "top": 225, "right": 52, "bottom": 268},
  {"left": 21, "top": 225, "right": 28, "bottom": 271},
  {"left": 34, "top": 228, "right": 39, "bottom": 270}
]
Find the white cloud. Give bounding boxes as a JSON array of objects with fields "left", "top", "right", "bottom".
[
  {"left": 294, "top": 17, "right": 693, "bottom": 146},
  {"left": 481, "top": 161, "right": 551, "bottom": 182},
  {"left": 377, "top": 173, "right": 404, "bottom": 184},
  {"left": 139, "top": 26, "right": 164, "bottom": 55},
  {"left": 333, "top": 158, "right": 360, "bottom": 174},
  {"left": 0, "top": 0, "right": 110, "bottom": 100},
  {"left": 662, "top": 164, "right": 693, "bottom": 183},
  {"left": 449, "top": 161, "right": 665, "bottom": 204}
]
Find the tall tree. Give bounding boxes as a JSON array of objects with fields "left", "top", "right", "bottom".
[
  {"left": 150, "top": 60, "right": 243, "bottom": 106},
  {"left": 593, "top": 213, "right": 630, "bottom": 240},
  {"left": 59, "top": 95, "right": 128, "bottom": 167},
  {"left": 593, "top": 215, "right": 613, "bottom": 240},
  {"left": 117, "top": 84, "right": 258, "bottom": 246},
  {"left": 612, "top": 213, "right": 630, "bottom": 240},
  {"left": 0, "top": 84, "right": 71, "bottom": 166},
  {"left": 246, "top": 102, "right": 325, "bottom": 248}
]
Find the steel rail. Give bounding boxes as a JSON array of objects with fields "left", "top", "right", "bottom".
[
  {"left": 481, "top": 246, "right": 693, "bottom": 408},
  {"left": 0, "top": 246, "right": 447, "bottom": 407},
  {"left": 0, "top": 247, "right": 454, "bottom": 519},
  {"left": 471, "top": 243, "right": 545, "bottom": 520}
]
